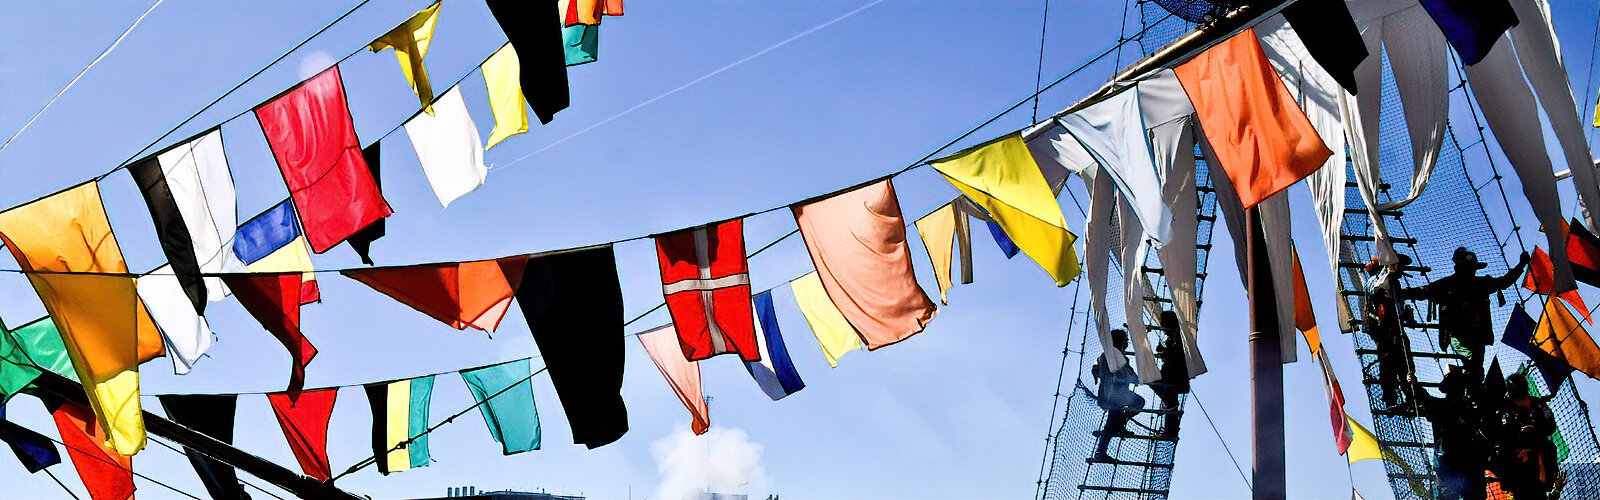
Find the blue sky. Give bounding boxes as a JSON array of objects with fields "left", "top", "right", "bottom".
[{"left": 3, "top": 1, "right": 1600, "bottom": 499}]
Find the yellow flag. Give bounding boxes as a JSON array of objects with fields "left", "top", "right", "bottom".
[
  {"left": 481, "top": 44, "right": 528, "bottom": 150},
  {"left": 0, "top": 183, "right": 156, "bottom": 456},
  {"left": 791, "top": 272, "right": 862, "bottom": 367},
  {"left": 370, "top": 2, "right": 441, "bottom": 112},
  {"left": 1534, "top": 298, "right": 1600, "bottom": 379},
  {"left": 931, "top": 134, "right": 1079, "bottom": 286},
  {"left": 1345, "top": 416, "right": 1381, "bottom": 464},
  {"left": 915, "top": 203, "right": 958, "bottom": 304},
  {"left": 1593, "top": 88, "right": 1600, "bottom": 127}
]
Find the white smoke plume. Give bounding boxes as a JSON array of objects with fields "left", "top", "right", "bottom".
[{"left": 650, "top": 427, "right": 771, "bottom": 500}]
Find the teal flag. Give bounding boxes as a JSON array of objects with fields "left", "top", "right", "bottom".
[
  {"left": 564, "top": 24, "right": 598, "bottom": 66},
  {"left": 460, "top": 359, "right": 540, "bottom": 454},
  {"left": 1, "top": 317, "right": 77, "bottom": 404}
]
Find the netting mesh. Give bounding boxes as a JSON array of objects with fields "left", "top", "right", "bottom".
[
  {"left": 1038, "top": 6, "right": 1215, "bottom": 500},
  {"left": 1333, "top": 32, "right": 1600, "bottom": 500}
]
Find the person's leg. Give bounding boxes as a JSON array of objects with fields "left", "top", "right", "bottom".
[{"left": 1095, "top": 409, "right": 1132, "bottom": 459}]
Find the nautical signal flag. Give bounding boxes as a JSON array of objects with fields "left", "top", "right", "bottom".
[
  {"left": 268, "top": 388, "right": 338, "bottom": 481},
  {"left": 1174, "top": 30, "right": 1332, "bottom": 209},
  {"left": 563, "top": 0, "right": 623, "bottom": 26},
  {"left": 486, "top": 0, "right": 570, "bottom": 124},
  {"left": 158, "top": 394, "right": 248, "bottom": 500},
  {"left": 1524, "top": 246, "right": 1592, "bottom": 323},
  {"left": 255, "top": 65, "right": 392, "bottom": 254},
  {"left": 745, "top": 292, "right": 805, "bottom": 400},
  {"left": 51, "top": 401, "right": 134, "bottom": 500},
  {"left": 343, "top": 256, "right": 529, "bottom": 333},
  {"left": 370, "top": 1, "right": 442, "bottom": 111},
  {"left": 364, "top": 376, "right": 436, "bottom": 473},
  {"left": 460, "top": 360, "right": 541, "bottom": 455},
  {"left": 655, "top": 219, "right": 759, "bottom": 362},
  {"left": 1565, "top": 218, "right": 1600, "bottom": 288},
  {"left": 223, "top": 273, "right": 318, "bottom": 398},
  {"left": 0, "top": 317, "right": 75, "bottom": 405},
  {"left": 515, "top": 246, "right": 628, "bottom": 448},
  {"left": 234, "top": 200, "right": 322, "bottom": 304},
  {"left": 915, "top": 201, "right": 974, "bottom": 304},
  {"left": 127, "top": 127, "right": 246, "bottom": 313},
  {"left": 791, "top": 180, "right": 936, "bottom": 349},
  {"left": 791, "top": 272, "right": 862, "bottom": 368},
  {"left": 0, "top": 182, "right": 165, "bottom": 456},
  {"left": 137, "top": 266, "right": 214, "bottom": 375},
  {"left": 1503, "top": 304, "right": 1574, "bottom": 393},
  {"left": 404, "top": 86, "right": 489, "bottom": 207},
  {"left": 639, "top": 326, "right": 710, "bottom": 435},
  {"left": 931, "top": 134, "right": 1079, "bottom": 286},
  {"left": 1532, "top": 298, "right": 1600, "bottom": 381}
]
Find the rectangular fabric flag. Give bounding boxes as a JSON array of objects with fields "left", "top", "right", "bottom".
[
  {"left": 460, "top": 359, "right": 540, "bottom": 455},
  {"left": 745, "top": 291, "right": 805, "bottom": 400},
  {"left": 1525, "top": 247, "right": 1592, "bottom": 322},
  {"left": 1417, "top": 0, "right": 1517, "bottom": 66},
  {"left": 268, "top": 388, "right": 336, "bottom": 481},
  {"left": 1173, "top": 30, "right": 1332, "bottom": 209},
  {"left": 347, "top": 142, "right": 387, "bottom": 265},
  {"left": 931, "top": 134, "right": 1079, "bottom": 285},
  {"left": 639, "top": 326, "right": 709, "bottom": 435},
  {"left": 0, "top": 182, "right": 162, "bottom": 456},
  {"left": 915, "top": 201, "right": 973, "bottom": 304},
  {"left": 515, "top": 246, "right": 627, "bottom": 448},
  {"left": 487, "top": 0, "right": 570, "bottom": 124},
  {"left": 0, "top": 317, "right": 75, "bottom": 404},
  {"left": 791, "top": 272, "right": 862, "bottom": 368},
  {"left": 1565, "top": 219, "right": 1600, "bottom": 288},
  {"left": 405, "top": 86, "right": 489, "bottom": 207},
  {"left": 564, "top": 0, "right": 623, "bottom": 26},
  {"left": 235, "top": 200, "right": 321, "bottom": 304},
  {"left": 483, "top": 44, "right": 529, "bottom": 150},
  {"left": 344, "top": 256, "right": 529, "bottom": 332},
  {"left": 137, "top": 266, "right": 213, "bottom": 375},
  {"left": 255, "top": 65, "right": 392, "bottom": 253},
  {"left": 127, "top": 127, "right": 246, "bottom": 313},
  {"left": 655, "top": 219, "right": 759, "bottom": 361},
  {"left": 158, "top": 394, "right": 247, "bottom": 500},
  {"left": 370, "top": 2, "right": 441, "bottom": 111},
  {"left": 565, "top": 24, "right": 599, "bottom": 66},
  {"left": 51, "top": 401, "right": 134, "bottom": 500},
  {"left": 364, "top": 376, "right": 436, "bottom": 472},
  {"left": 1058, "top": 88, "right": 1171, "bottom": 243},
  {"left": 791, "top": 180, "right": 936, "bottom": 349},
  {"left": 223, "top": 273, "right": 318, "bottom": 398},
  {"left": 1, "top": 406, "right": 60, "bottom": 474},
  {"left": 1503, "top": 304, "right": 1573, "bottom": 400},
  {"left": 1532, "top": 298, "right": 1600, "bottom": 381},
  {"left": 1278, "top": 0, "right": 1366, "bottom": 93}
]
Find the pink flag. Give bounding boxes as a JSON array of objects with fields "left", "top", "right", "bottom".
[
  {"left": 638, "top": 326, "right": 708, "bottom": 435},
  {"left": 791, "top": 180, "right": 936, "bottom": 349}
]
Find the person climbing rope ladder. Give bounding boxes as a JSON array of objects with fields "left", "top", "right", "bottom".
[
  {"left": 1152, "top": 311, "right": 1189, "bottom": 439},
  {"left": 1404, "top": 248, "right": 1529, "bottom": 384},
  {"left": 1365, "top": 254, "right": 1417, "bottom": 413},
  {"left": 1092, "top": 329, "right": 1144, "bottom": 462}
]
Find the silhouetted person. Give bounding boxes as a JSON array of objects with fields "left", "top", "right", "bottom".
[
  {"left": 1092, "top": 329, "right": 1144, "bottom": 462},
  {"left": 1412, "top": 366, "right": 1488, "bottom": 500},
  {"left": 1492, "top": 372, "right": 1560, "bottom": 500},
  {"left": 1152, "top": 311, "right": 1189, "bottom": 439},
  {"left": 1405, "top": 248, "right": 1529, "bottom": 381},
  {"left": 1365, "top": 254, "right": 1416, "bottom": 412}
]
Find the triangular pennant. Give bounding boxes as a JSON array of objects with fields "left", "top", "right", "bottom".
[
  {"left": 52, "top": 401, "right": 134, "bottom": 500},
  {"left": 158, "top": 394, "right": 246, "bottom": 500},
  {"left": 344, "top": 256, "right": 529, "bottom": 332},
  {"left": 267, "top": 388, "right": 337, "bottom": 481},
  {"left": 639, "top": 326, "right": 709, "bottom": 435},
  {"left": 222, "top": 273, "right": 318, "bottom": 398}
]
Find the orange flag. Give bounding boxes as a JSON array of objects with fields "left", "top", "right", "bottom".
[
  {"left": 1525, "top": 246, "right": 1592, "bottom": 323},
  {"left": 343, "top": 256, "right": 530, "bottom": 332},
  {"left": 1533, "top": 298, "right": 1600, "bottom": 380},
  {"left": 1174, "top": 30, "right": 1332, "bottom": 209},
  {"left": 1291, "top": 251, "right": 1321, "bottom": 353}
]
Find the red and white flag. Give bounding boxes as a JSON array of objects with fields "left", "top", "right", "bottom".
[{"left": 655, "top": 219, "right": 759, "bottom": 361}]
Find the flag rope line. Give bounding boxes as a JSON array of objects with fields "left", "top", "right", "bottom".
[
  {"left": 144, "top": 434, "right": 290, "bottom": 500},
  {"left": 0, "top": 2, "right": 1186, "bottom": 279},
  {"left": 328, "top": 365, "right": 550, "bottom": 482},
  {"left": 41, "top": 468, "right": 81, "bottom": 500},
  {"left": 1029, "top": 0, "right": 1052, "bottom": 124},
  {"left": 0, "top": 0, "right": 165, "bottom": 153},
  {"left": 9, "top": 423, "right": 206, "bottom": 500}
]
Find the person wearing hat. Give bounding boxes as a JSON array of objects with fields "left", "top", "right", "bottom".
[
  {"left": 1364, "top": 253, "right": 1417, "bottom": 412},
  {"left": 1413, "top": 366, "right": 1491, "bottom": 500},
  {"left": 1404, "top": 247, "right": 1530, "bottom": 382}
]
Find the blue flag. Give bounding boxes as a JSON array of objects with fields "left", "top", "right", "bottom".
[
  {"left": 0, "top": 404, "right": 61, "bottom": 473},
  {"left": 744, "top": 291, "right": 806, "bottom": 400},
  {"left": 1503, "top": 304, "right": 1574, "bottom": 392}
]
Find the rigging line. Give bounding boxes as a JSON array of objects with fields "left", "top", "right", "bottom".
[
  {"left": 1030, "top": 0, "right": 1052, "bottom": 124},
  {"left": 42, "top": 468, "right": 82, "bottom": 500},
  {"left": 329, "top": 365, "right": 550, "bottom": 481},
  {"left": 92, "top": 0, "right": 378, "bottom": 183},
  {"left": 492, "top": 0, "right": 888, "bottom": 173},
  {"left": 1032, "top": 278, "right": 1083, "bottom": 500},
  {"left": 144, "top": 435, "right": 289, "bottom": 500},
  {"left": 1188, "top": 389, "right": 1253, "bottom": 492},
  {"left": 1584, "top": 3, "right": 1600, "bottom": 148},
  {"left": 0, "top": 0, "right": 165, "bottom": 153}
]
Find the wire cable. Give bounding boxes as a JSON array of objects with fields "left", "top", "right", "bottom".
[
  {"left": 0, "top": 0, "right": 165, "bottom": 153},
  {"left": 1188, "top": 389, "right": 1253, "bottom": 492},
  {"left": 1030, "top": 0, "right": 1052, "bottom": 123}
]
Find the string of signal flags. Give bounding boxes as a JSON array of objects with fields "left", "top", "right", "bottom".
[{"left": 0, "top": 1, "right": 1212, "bottom": 495}]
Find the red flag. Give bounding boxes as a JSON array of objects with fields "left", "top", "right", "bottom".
[
  {"left": 1566, "top": 219, "right": 1600, "bottom": 286},
  {"left": 267, "top": 388, "right": 337, "bottom": 481},
  {"left": 255, "top": 66, "right": 392, "bottom": 253},
  {"left": 222, "top": 274, "right": 318, "bottom": 398},
  {"left": 655, "top": 219, "right": 759, "bottom": 361},
  {"left": 343, "top": 256, "right": 529, "bottom": 332},
  {"left": 1174, "top": 30, "right": 1332, "bottom": 209},
  {"left": 1525, "top": 247, "right": 1592, "bottom": 323},
  {"left": 52, "top": 402, "right": 134, "bottom": 500}
]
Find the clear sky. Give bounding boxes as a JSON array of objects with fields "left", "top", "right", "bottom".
[{"left": 4, "top": 1, "right": 1600, "bottom": 499}]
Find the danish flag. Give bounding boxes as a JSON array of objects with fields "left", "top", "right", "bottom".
[{"left": 655, "top": 219, "right": 760, "bottom": 361}]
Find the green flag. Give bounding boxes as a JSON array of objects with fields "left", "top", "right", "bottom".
[{"left": 1, "top": 317, "right": 77, "bottom": 403}]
